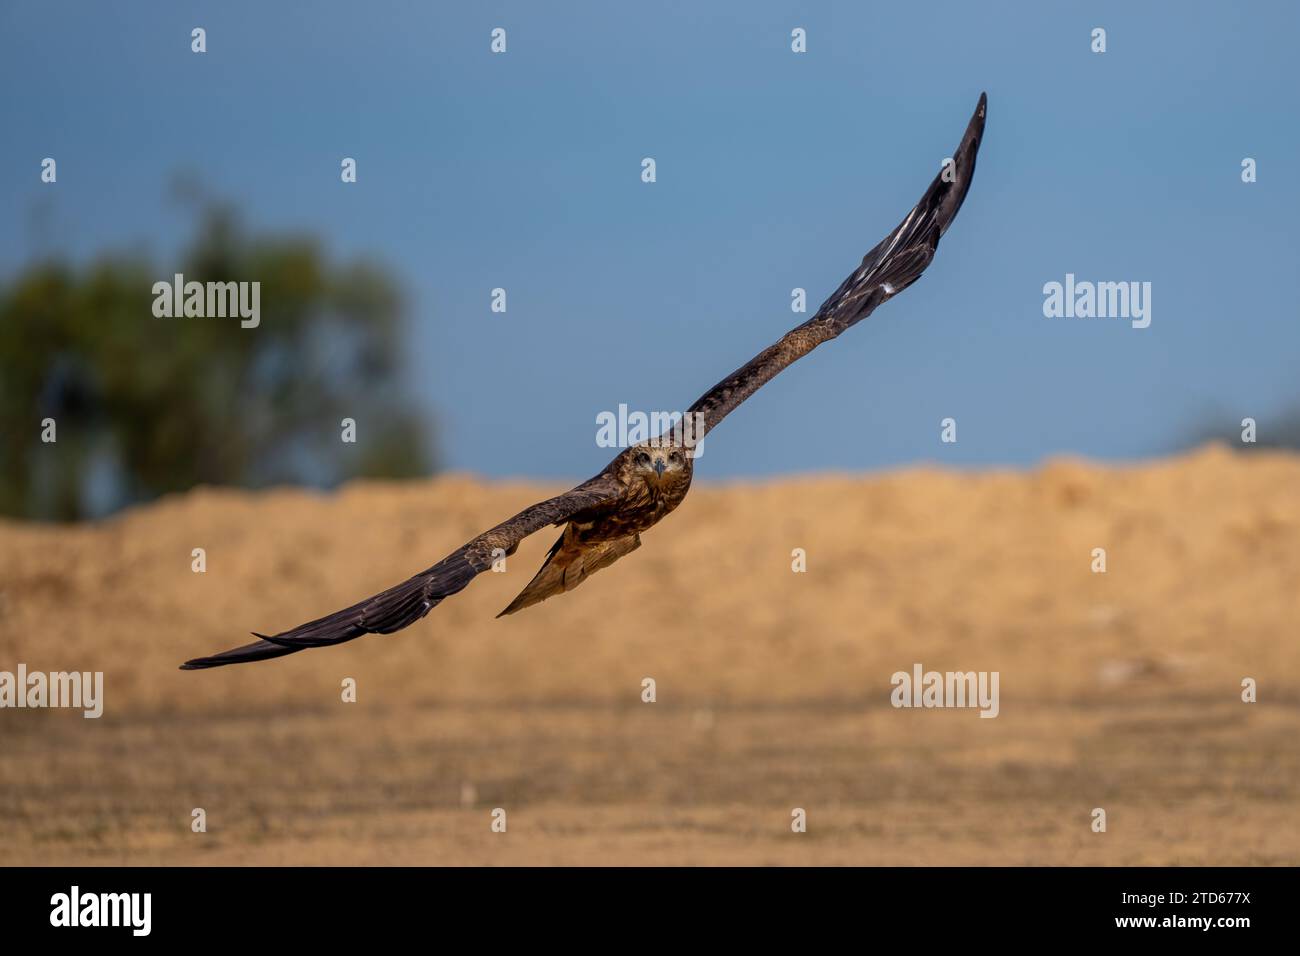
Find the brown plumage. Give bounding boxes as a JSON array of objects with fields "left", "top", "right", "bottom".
[{"left": 180, "top": 93, "right": 986, "bottom": 670}]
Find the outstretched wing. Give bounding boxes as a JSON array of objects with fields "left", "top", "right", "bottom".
[
  {"left": 686, "top": 93, "right": 986, "bottom": 438},
  {"left": 180, "top": 474, "right": 626, "bottom": 669}
]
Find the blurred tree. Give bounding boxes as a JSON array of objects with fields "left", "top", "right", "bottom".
[{"left": 0, "top": 201, "right": 434, "bottom": 521}]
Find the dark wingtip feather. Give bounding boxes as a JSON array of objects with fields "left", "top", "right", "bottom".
[{"left": 179, "top": 635, "right": 302, "bottom": 670}]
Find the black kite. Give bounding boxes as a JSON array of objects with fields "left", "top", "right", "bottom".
[{"left": 182, "top": 93, "right": 987, "bottom": 669}]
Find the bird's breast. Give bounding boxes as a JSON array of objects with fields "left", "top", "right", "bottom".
[{"left": 584, "top": 477, "right": 689, "bottom": 541}]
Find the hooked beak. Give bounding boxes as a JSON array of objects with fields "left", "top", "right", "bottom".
[{"left": 653, "top": 459, "right": 666, "bottom": 478}]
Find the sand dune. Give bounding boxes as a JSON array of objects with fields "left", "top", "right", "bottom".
[{"left": 1, "top": 444, "right": 1297, "bottom": 865}]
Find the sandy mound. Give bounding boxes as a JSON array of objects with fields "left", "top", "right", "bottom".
[{"left": 2, "top": 444, "right": 1297, "bottom": 864}]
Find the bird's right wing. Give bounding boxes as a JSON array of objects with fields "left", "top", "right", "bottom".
[
  {"left": 180, "top": 473, "right": 626, "bottom": 669},
  {"left": 685, "top": 92, "right": 987, "bottom": 439}
]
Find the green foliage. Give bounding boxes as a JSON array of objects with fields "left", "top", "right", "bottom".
[{"left": 0, "top": 203, "right": 433, "bottom": 521}]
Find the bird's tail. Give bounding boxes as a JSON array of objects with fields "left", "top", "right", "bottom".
[{"left": 497, "top": 528, "right": 641, "bottom": 617}]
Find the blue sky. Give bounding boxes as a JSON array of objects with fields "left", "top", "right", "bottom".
[{"left": 3, "top": 1, "right": 1298, "bottom": 480}]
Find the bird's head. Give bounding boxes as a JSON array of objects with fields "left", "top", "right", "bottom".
[{"left": 626, "top": 442, "right": 692, "bottom": 486}]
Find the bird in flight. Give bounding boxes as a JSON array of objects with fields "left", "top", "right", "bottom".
[{"left": 181, "top": 93, "right": 987, "bottom": 669}]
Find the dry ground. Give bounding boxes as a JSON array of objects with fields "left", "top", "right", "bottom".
[{"left": 1, "top": 444, "right": 1297, "bottom": 865}]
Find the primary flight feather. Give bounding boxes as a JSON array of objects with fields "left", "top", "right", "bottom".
[{"left": 181, "top": 93, "right": 987, "bottom": 670}]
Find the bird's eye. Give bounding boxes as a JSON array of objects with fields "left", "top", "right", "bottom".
[
  {"left": 636, "top": 452, "right": 650, "bottom": 465},
  {"left": 669, "top": 451, "right": 681, "bottom": 462}
]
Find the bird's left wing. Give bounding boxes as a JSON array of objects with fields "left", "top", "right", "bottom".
[
  {"left": 685, "top": 92, "right": 987, "bottom": 440},
  {"left": 180, "top": 473, "right": 626, "bottom": 669}
]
